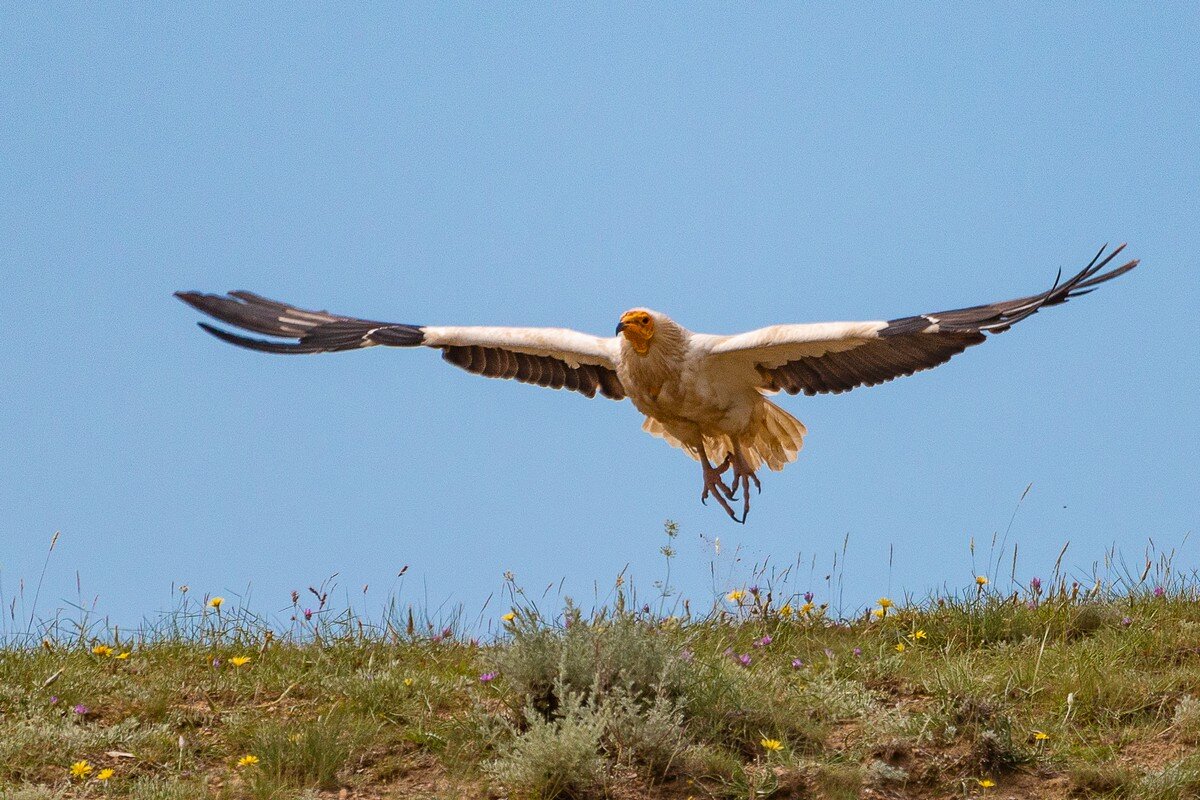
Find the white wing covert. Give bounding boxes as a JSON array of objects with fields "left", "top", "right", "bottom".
[
  {"left": 700, "top": 244, "right": 1137, "bottom": 396},
  {"left": 175, "top": 291, "right": 626, "bottom": 400}
]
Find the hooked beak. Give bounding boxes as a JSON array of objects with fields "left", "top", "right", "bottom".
[{"left": 615, "top": 321, "right": 626, "bottom": 336}]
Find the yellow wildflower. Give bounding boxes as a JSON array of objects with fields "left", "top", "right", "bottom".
[
  {"left": 1034, "top": 730, "right": 1049, "bottom": 741},
  {"left": 800, "top": 602, "right": 815, "bottom": 614},
  {"left": 237, "top": 754, "right": 260, "bottom": 767},
  {"left": 778, "top": 604, "right": 793, "bottom": 618},
  {"left": 977, "top": 778, "right": 996, "bottom": 788},
  {"left": 403, "top": 678, "right": 414, "bottom": 687},
  {"left": 501, "top": 612, "right": 515, "bottom": 622},
  {"left": 760, "top": 738, "right": 783, "bottom": 752},
  {"left": 871, "top": 608, "right": 885, "bottom": 618},
  {"left": 91, "top": 644, "right": 113, "bottom": 657},
  {"left": 910, "top": 630, "right": 926, "bottom": 640},
  {"left": 878, "top": 597, "right": 893, "bottom": 609},
  {"left": 229, "top": 656, "right": 251, "bottom": 667},
  {"left": 115, "top": 652, "right": 130, "bottom": 660},
  {"left": 96, "top": 768, "right": 115, "bottom": 781},
  {"left": 895, "top": 642, "right": 906, "bottom": 653},
  {"left": 727, "top": 590, "right": 746, "bottom": 603},
  {"left": 70, "top": 760, "right": 93, "bottom": 779},
  {"left": 209, "top": 596, "right": 224, "bottom": 609},
  {"left": 975, "top": 575, "right": 988, "bottom": 586}
]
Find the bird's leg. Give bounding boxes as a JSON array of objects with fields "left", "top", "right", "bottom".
[
  {"left": 726, "top": 447, "right": 762, "bottom": 522},
  {"left": 699, "top": 445, "right": 739, "bottom": 522}
]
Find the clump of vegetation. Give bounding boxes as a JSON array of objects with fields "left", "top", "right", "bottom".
[
  {"left": 2, "top": 528, "right": 1199, "bottom": 798},
  {"left": 487, "top": 690, "right": 610, "bottom": 799},
  {"left": 1172, "top": 694, "right": 1200, "bottom": 744},
  {"left": 496, "top": 601, "right": 688, "bottom": 717}
]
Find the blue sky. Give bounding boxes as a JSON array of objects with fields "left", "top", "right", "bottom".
[{"left": 2, "top": 5, "right": 1197, "bottom": 634}]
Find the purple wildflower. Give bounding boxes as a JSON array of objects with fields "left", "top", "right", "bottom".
[
  {"left": 679, "top": 648, "right": 694, "bottom": 663},
  {"left": 212, "top": 658, "right": 221, "bottom": 668},
  {"left": 1026, "top": 600, "right": 1038, "bottom": 610},
  {"left": 1154, "top": 586, "right": 1166, "bottom": 598},
  {"left": 303, "top": 608, "right": 313, "bottom": 621},
  {"left": 804, "top": 591, "right": 814, "bottom": 603},
  {"left": 73, "top": 704, "right": 89, "bottom": 716},
  {"left": 749, "top": 585, "right": 760, "bottom": 595},
  {"left": 754, "top": 635, "right": 773, "bottom": 648},
  {"left": 1030, "top": 577, "right": 1042, "bottom": 593},
  {"left": 737, "top": 653, "right": 752, "bottom": 667},
  {"left": 49, "top": 696, "right": 58, "bottom": 705},
  {"left": 1121, "top": 616, "right": 1133, "bottom": 627},
  {"left": 478, "top": 671, "right": 497, "bottom": 683},
  {"left": 791, "top": 658, "right": 804, "bottom": 669},
  {"left": 852, "top": 647, "right": 862, "bottom": 657}
]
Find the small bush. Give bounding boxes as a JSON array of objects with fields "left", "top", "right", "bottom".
[
  {"left": 602, "top": 691, "right": 689, "bottom": 776},
  {"left": 497, "top": 613, "right": 687, "bottom": 717},
  {"left": 1172, "top": 695, "right": 1200, "bottom": 744},
  {"left": 488, "top": 692, "right": 608, "bottom": 799}
]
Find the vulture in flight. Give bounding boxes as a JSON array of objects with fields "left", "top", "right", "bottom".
[{"left": 177, "top": 244, "right": 1137, "bottom": 522}]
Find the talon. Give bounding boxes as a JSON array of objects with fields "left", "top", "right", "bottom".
[
  {"left": 717, "top": 449, "right": 759, "bottom": 523},
  {"left": 699, "top": 444, "right": 750, "bottom": 522}
]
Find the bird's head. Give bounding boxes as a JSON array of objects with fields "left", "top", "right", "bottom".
[{"left": 616, "top": 308, "right": 657, "bottom": 355}]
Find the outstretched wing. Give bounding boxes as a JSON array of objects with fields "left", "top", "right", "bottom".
[
  {"left": 175, "top": 291, "right": 625, "bottom": 400},
  {"left": 698, "top": 244, "right": 1138, "bottom": 396}
]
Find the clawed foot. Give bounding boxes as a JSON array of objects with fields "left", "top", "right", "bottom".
[
  {"left": 726, "top": 452, "right": 761, "bottom": 523},
  {"left": 700, "top": 454, "right": 739, "bottom": 521},
  {"left": 700, "top": 452, "right": 759, "bottom": 523}
]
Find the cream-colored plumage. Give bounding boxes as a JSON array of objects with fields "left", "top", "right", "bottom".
[
  {"left": 177, "top": 244, "right": 1138, "bottom": 522},
  {"left": 616, "top": 310, "right": 808, "bottom": 472}
]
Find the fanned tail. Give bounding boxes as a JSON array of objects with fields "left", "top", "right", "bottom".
[{"left": 642, "top": 399, "right": 806, "bottom": 472}]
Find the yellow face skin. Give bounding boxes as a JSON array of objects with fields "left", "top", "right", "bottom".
[{"left": 616, "top": 310, "right": 655, "bottom": 355}]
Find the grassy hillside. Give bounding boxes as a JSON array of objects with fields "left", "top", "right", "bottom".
[{"left": 2, "top": 556, "right": 1200, "bottom": 799}]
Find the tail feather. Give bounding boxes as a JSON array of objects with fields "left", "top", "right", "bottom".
[{"left": 642, "top": 400, "right": 806, "bottom": 472}]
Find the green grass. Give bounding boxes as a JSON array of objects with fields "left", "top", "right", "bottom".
[{"left": 3, "top": 536, "right": 1200, "bottom": 799}]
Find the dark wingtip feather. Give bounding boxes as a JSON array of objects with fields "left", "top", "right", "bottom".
[
  {"left": 181, "top": 290, "right": 428, "bottom": 354},
  {"left": 1074, "top": 257, "right": 1138, "bottom": 291},
  {"left": 196, "top": 322, "right": 321, "bottom": 354},
  {"left": 175, "top": 290, "right": 208, "bottom": 309}
]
